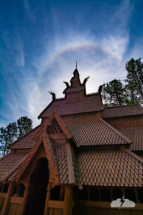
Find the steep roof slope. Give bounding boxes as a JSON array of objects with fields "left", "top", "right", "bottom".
[
  {"left": 119, "top": 127, "right": 143, "bottom": 151},
  {"left": 10, "top": 125, "right": 41, "bottom": 149},
  {"left": 63, "top": 114, "right": 131, "bottom": 147},
  {"left": 78, "top": 150, "right": 143, "bottom": 187},
  {"left": 38, "top": 94, "right": 103, "bottom": 118},
  {"left": 0, "top": 152, "right": 28, "bottom": 181}
]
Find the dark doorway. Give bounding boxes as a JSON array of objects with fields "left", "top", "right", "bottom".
[{"left": 25, "top": 158, "right": 49, "bottom": 215}]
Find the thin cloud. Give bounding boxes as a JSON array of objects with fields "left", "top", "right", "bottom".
[
  {"left": 15, "top": 45, "right": 25, "bottom": 67},
  {"left": 23, "top": 0, "right": 36, "bottom": 23},
  {"left": 1, "top": 0, "right": 143, "bottom": 129}
]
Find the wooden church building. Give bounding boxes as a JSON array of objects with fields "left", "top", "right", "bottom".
[{"left": 0, "top": 67, "right": 143, "bottom": 215}]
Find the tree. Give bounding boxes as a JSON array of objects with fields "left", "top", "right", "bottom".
[
  {"left": 102, "top": 58, "right": 143, "bottom": 107},
  {"left": 0, "top": 122, "right": 17, "bottom": 156},
  {"left": 125, "top": 58, "right": 143, "bottom": 104},
  {"left": 0, "top": 117, "right": 33, "bottom": 156},
  {"left": 17, "top": 117, "right": 32, "bottom": 138},
  {"left": 102, "top": 79, "right": 127, "bottom": 107}
]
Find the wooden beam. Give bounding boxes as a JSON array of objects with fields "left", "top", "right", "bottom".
[
  {"left": 44, "top": 183, "right": 51, "bottom": 215},
  {"left": 20, "top": 182, "right": 30, "bottom": 215},
  {"left": 66, "top": 143, "right": 75, "bottom": 184},
  {"left": 48, "top": 201, "right": 64, "bottom": 209},
  {"left": 2, "top": 182, "right": 15, "bottom": 215},
  {"left": 63, "top": 185, "right": 73, "bottom": 215},
  {"left": 10, "top": 197, "right": 23, "bottom": 204},
  {"left": 0, "top": 193, "right": 6, "bottom": 198}
]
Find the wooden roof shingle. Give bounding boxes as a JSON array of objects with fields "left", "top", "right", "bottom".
[
  {"left": 38, "top": 94, "right": 103, "bottom": 118},
  {"left": 0, "top": 152, "right": 28, "bottom": 181},
  {"left": 77, "top": 150, "right": 143, "bottom": 187},
  {"left": 119, "top": 127, "right": 143, "bottom": 151},
  {"left": 63, "top": 114, "right": 132, "bottom": 147},
  {"left": 101, "top": 104, "right": 143, "bottom": 118}
]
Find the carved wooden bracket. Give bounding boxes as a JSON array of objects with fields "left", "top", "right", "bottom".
[{"left": 43, "top": 133, "right": 59, "bottom": 185}]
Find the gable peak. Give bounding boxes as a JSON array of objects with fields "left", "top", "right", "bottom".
[{"left": 70, "top": 62, "right": 81, "bottom": 87}]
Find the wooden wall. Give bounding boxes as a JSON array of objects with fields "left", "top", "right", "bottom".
[
  {"left": 8, "top": 197, "right": 23, "bottom": 215},
  {"left": 0, "top": 193, "right": 6, "bottom": 212},
  {"left": 48, "top": 200, "right": 64, "bottom": 215},
  {"left": 76, "top": 201, "right": 143, "bottom": 215},
  {"left": 0, "top": 198, "right": 5, "bottom": 212},
  {"left": 48, "top": 208, "right": 63, "bottom": 215},
  {"left": 104, "top": 115, "right": 143, "bottom": 129},
  {"left": 1, "top": 196, "right": 143, "bottom": 215},
  {"left": 8, "top": 203, "right": 22, "bottom": 215}
]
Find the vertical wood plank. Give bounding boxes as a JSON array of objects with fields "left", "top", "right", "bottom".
[
  {"left": 63, "top": 185, "right": 73, "bottom": 215},
  {"left": 44, "top": 183, "right": 51, "bottom": 215},
  {"left": 17, "top": 204, "right": 22, "bottom": 215},
  {"left": 20, "top": 182, "right": 30, "bottom": 215},
  {"left": 49, "top": 208, "right": 54, "bottom": 215},
  {"left": 53, "top": 209, "right": 63, "bottom": 215}
]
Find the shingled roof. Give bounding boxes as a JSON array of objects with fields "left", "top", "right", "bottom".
[
  {"left": 55, "top": 143, "right": 69, "bottom": 184},
  {"left": 38, "top": 94, "right": 103, "bottom": 118},
  {"left": 63, "top": 114, "right": 132, "bottom": 147},
  {"left": 0, "top": 152, "right": 28, "bottom": 181},
  {"left": 9, "top": 112, "right": 72, "bottom": 150},
  {"left": 78, "top": 150, "right": 143, "bottom": 187},
  {"left": 10, "top": 125, "right": 41, "bottom": 149},
  {"left": 118, "top": 127, "right": 143, "bottom": 151},
  {"left": 101, "top": 104, "right": 143, "bottom": 118}
]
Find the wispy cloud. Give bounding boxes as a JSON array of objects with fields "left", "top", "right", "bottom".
[
  {"left": 23, "top": 0, "right": 36, "bottom": 23},
  {"left": 1, "top": 0, "right": 143, "bottom": 129},
  {"left": 15, "top": 45, "right": 25, "bottom": 67}
]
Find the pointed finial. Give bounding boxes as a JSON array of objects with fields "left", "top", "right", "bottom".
[{"left": 76, "top": 60, "right": 77, "bottom": 69}]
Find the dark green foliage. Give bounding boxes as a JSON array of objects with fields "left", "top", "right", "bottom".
[
  {"left": 102, "top": 79, "right": 127, "bottom": 107},
  {"left": 125, "top": 58, "right": 143, "bottom": 104},
  {"left": 17, "top": 117, "right": 32, "bottom": 138},
  {"left": 102, "top": 58, "right": 143, "bottom": 107},
  {"left": 0, "top": 117, "right": 32, "bottom": 156}
]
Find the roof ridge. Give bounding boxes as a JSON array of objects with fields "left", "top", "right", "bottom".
[
  {"left": 55, "top": 97, "right": 65, "bottom": 100},
  {"left": 137, "top": 103, "right": 143, "bottom": 111},
  {"left": 86, "top": 92, "right": 99, "bottom": 96},
  {"left": 38, "top": 94, "right": 103, "bottom": 119},
  {"left": 103, "top": 104, "right": 139, "bottom": 109},
  {"left": 38, "top": 100, "right": 53, "bottom": 119},
  {"left": 126, "top": 149, "right": 143, "bottom": 163},
  {"left": 100, "top": 118, "right": 132, "bottom": 144},
  {"left": 9, "top": 124, "right": 41, "bottom": 149}
]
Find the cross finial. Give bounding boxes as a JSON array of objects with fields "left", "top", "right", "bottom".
[
  {"left": 76, "top": 60, "right": 77, "bottom": 69},
  {"left": 53, "top": 103, "right": 60, "bottom": 112}
]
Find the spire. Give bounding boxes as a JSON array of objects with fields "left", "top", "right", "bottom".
[{"left": 70, "top": 62, "right": 81, "bottom": 87}]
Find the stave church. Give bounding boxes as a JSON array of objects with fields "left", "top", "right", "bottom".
[{"left": 0, "top": 65, "right": 143, "bottom": 215}]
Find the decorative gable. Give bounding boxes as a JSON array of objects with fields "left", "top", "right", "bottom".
[
  {"left": 44, "top": 112, "right": 72, "bottom": 139},
  {"left": 47, "top": 119, "right": 63, "bottom": 135}
]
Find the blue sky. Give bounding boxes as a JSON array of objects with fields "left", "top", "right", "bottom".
[{"left": 0, "top": 0, "right": 143, "bottom": 128}]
